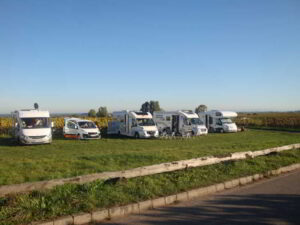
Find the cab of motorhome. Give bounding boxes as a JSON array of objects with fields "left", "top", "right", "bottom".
[
  {"left": 153, "top": 110, "right": 208, "bottom": 136},
  {"left": 198, "top": 110, "right": 238, "bottom": 133},
  {"left": 11, "top": 109, "right": 53, "bottom": 144},
  {"left": 107, "top": 110, "right": 159, "bottom": 138},
  {"left": 63, "top": 118, "right": 101, "bottom": 139}
]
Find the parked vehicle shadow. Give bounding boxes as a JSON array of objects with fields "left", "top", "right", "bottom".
[
  {"left": 0, "top": 136, "right": 20, "bottom": 147},
  {"left": 97, "top": 194, "right": 300, "bottom": 225}
]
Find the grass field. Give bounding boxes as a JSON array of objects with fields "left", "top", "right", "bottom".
[
  {"left": 1, "top": 149, "right": 300, "bottom": 225},
  {"left": 0, "top": 129, "right": 300, "bottom": 185}
]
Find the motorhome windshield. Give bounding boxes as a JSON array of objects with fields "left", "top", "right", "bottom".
[
  {"left": 137, "top": 118, "right": 155, "bottom": 126},
  {"left": 185, "top": 118, "right": 204, "bottom": 125},
  {"left": 21, "top": 118, "right": 50, "bottom": 129},
  {"left": 78, "top": 121, "right": 97, "bottom": 129},
  {"left": 220, "top": 118, "right": 233, "bottom": 124}
]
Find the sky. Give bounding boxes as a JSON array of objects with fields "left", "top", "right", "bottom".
[{"left": 0, "top": 0, "right": 299, "bottom": 114}]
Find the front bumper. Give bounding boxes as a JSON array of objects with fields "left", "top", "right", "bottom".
[
  {"left": 224, "top": 129, "right": 238, "bottom": 133},
  {"left": 82, "top": 133, "right": 101, "bottom": 139},
  {"left": 20, "top": 136, "right": 52, "bottom": 145},
  {"left": 141, "top": 131, "right": 159, "bottom": 138},
  {"left": 194, "top": 128, "right": 208, "bottom": 136}
]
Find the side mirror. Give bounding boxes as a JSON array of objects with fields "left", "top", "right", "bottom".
[
  {"left": 15, "top": 123, "right": 18, "bottom": 127},
  {"left": 75, "top": 125, "right": 78, "bottom": 129}
]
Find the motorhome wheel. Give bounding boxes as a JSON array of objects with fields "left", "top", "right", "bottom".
[
  {"left": 134, "top": 132, "right": 140, "bottom": 139},
  {"left": 162, "top": 128, "right": 170, "bottom": 136}
]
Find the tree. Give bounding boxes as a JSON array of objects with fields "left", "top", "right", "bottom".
[
  {"left": 150, "top": 101, "right": 161, "bottom": 114},
  {"left": 96, "top": 107, "right": 108, "bottom": 117},
  {"left": 140, "top": 101, "right": 150, "bottom": 113},
  {"left": 88, "top": 109, "right": 96, "bottom": 117},
  {"left": 140, "top": 100, "right": 161, "bottom": 115},
  {"left": 195, "top": 104, "right": 207, "bottom": 114},
  {"left": 34, "top": 103, "right": 39, "bottom": 110}
]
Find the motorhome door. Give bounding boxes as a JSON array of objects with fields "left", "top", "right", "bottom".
[
  {"left": 172, "top": 115, "right": 180, "bottom": 134},
  {"left": 205, "top": 115, "right": 209, "bottom": 128},
  {"left": 125, "top": 114, "right": 130, "bottom": 134}
]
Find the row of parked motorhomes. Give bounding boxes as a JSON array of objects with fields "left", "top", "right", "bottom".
[{"left": 11, "top": 109, "right": 238, "bottom": 144}]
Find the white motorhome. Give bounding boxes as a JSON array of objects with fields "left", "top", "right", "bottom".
[
  {"left": 107, "top": 110, "right": 159, "bottom": 138},
  {"left": 198, "top": 110, "right": 238, "bottom": 133},
  {"left": 11, "top": 109, "right": 53, "bottom": 144},
  {"left": 153, "top": 110, "right": 208, "bottom": 136},
  {"left": 63, "top": 118, "right": 101, "bottom": 139}
]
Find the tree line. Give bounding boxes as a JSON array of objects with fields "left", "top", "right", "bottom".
[{"left": 88, "top": 102, "right": 208, "bottom": 117}]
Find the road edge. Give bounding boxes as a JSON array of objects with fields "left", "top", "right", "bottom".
[{"left": 32, "top": 163, "right": 300, "bottom": 225}]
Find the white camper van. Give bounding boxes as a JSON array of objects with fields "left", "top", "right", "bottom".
[
  {"left": 63, "top": 118, "right": 101, "bottom": 139},
  {"left": 153, "top": 110, "right": 208, "bottom": 136},
  {"left": 198, "top": 110, "right": 238, "bottom": 133},
  {"left": 11, "top": 109, "right": 53, "bottom": 144},
  {"left": 107, "top": 110, "right": 159, "bottom": 138}
]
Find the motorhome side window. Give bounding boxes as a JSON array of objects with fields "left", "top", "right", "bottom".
[
  {"left": 132, "top": 119, "right": 137, "bottom": 127},
  {"left": 67, "top": 121, "right": 76, "bottom": 129}
]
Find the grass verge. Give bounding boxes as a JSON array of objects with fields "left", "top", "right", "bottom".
[
  {"left": 1, "top": 129, "right": 300, "bottom": 185},
  {"left": 1, "top": 149, "right": 300, "bottom": 225}
]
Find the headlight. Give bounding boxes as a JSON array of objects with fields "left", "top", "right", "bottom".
[{"left": 21, "top": 134, "right": 29, "bottom": 140}]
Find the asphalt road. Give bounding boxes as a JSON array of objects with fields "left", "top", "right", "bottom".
[{"left": 95, "top": 169, "right": 300, "bottom": 225}]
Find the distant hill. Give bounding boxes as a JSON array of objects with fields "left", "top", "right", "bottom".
[{"left": 51, "top": 113, "right": 88, "bottom": 117}]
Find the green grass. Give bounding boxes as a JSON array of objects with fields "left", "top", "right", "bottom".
[
  {"left": 0, "top": 130, "right": 300, "bottom": 185},
  {"left": 1, "top": 149, "right": 300, "bottom": 225},
  {"left": 246, "top": 126, "right": 300, "bottom": 132}
]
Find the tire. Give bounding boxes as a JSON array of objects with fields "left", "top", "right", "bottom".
[
  {"left": 220, "top": 129, "right": 224, "bottom": 133},
  {"left": 77, "top": 134, "right": 81, "bottom": 140},
  {"left": 162, "top": 129, "right": 168, "bottom": 136},
  {"left": 134, "top": 132, "right": 140, "bottom": 139}
]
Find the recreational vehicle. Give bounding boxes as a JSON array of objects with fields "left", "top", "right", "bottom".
[
  {"left": 153, "top": 110, "right": 208, "bottom": 136},
  {"left": 107, "top": 110, "right": 159, "bottom": 138},
  {"left": 198, "top": 110, "right": 238, "bottom": 133},
  {"left": 63, "top": 117, "right": 101, "bottom": 139},
  {"left": 11, "top": 109, "right": 53, "bottom": 144}
]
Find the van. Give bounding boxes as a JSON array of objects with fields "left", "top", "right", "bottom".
[
  {"left": 12, "top": 109, "right": 53, "bottom": 144},
  {"left": 63, "top": 117, "right": 101, "bottom": 139}
]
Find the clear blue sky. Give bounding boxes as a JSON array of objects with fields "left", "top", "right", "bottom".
[{"left": 1, "top": 0, "right": 299, "bottom": 113}]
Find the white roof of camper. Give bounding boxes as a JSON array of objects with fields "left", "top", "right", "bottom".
[
  {"left": 210, "top": 110, "right": 237, "bottom": 118},
  {"left": 154, "top": 110, "right": 198, "bottom": 118},
  {"left": 179, "top": 110, "right": 199, "bottom": 118},
  {"left": 112, "top": 110, "right": 152, "bottom": 119},
  {"left": 15, "top": 110, "right": 50, "bottom": 118}
]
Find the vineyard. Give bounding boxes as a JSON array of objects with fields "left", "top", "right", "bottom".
[
  {"left": 236, "top": 112, "right": 300, "bottom": 130},
  {"left": 0, "top": 117, "right": 112, "bottom": 135}
]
